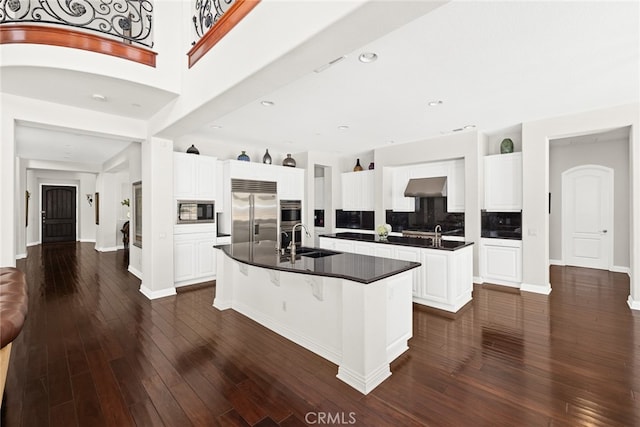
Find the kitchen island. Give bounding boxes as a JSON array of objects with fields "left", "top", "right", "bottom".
[
  {"left": 214, "top": 241, "right": 420, "bottom": 394},
  {"left": 320, "top": 233, "right": 474, "bottom": 313}
]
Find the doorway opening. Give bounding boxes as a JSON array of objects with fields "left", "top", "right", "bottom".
[{"left": 549, "top": 127, "right": 630, "bottom": 273}]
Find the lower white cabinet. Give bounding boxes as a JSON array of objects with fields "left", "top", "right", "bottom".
[
  {"left": 479, "top": 238, "right": 522, "bottom": 286},
  {"left": 174, "top": 225, "right": 216, "bottom": 287},
  {"left": 319, "top": 237, "right": 473, "bottom": 312}
]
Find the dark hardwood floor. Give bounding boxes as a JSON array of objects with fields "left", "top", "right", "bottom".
[{"left": 2, "top": 242, "right": 639, "bottom": 426}]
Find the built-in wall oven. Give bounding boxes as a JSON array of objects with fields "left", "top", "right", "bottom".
[{"left": 280, "top": 200, "right": 302, "bottom": 250}]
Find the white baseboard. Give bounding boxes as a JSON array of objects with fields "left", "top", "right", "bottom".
[
  {"left": 549, "top": 259, "right": 564, "bottom": 266},
  {"left": 473, "top": 276, "right": 484, "bottom": 284},
  {"left": 611, "top": 265, "right": 631, "bottom": 276},
  {"left": 520, "top": 282, "right": 552, "bottom": 295},
  {"left": 27, "top": 241, "right": 40, "bottom": 247},
  {"left": 16, "top": 253, "right": 27, "bottom": 260},
  {"left": 95, "top": 246, "right": 119, "bottom": 252},
  {"left": 79, "top": 238, "right": 96, "bottom": 243},
  {"left": 175, "top": 275, "right": 216, "bottom": 288},
  {"left": 139, "top": 284, "right": 176, "bottom": 300},
  {"left": 128, "top": 265, "right": 142, "bottom": 280},
  {"left": 628, "top": 295, "right": 640, "bottom": 311}
]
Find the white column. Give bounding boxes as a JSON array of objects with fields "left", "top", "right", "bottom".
[
  {"left": 1, "top": 107, "right": 16, "bottom": 266},
  {"left": 337, "top": 280, "right": 391, "bottom": 394},
  {"left": 139, "top": 137, "right": 176, "bottom": 299}
]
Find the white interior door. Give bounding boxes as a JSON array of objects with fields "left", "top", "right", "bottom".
[{"left": 562, "top": 165, "right": 613, "bottom": 269}]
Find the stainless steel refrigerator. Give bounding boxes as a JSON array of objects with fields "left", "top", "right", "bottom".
[{"left": 231, "top": 179, "right": 278, "bottom": 245}]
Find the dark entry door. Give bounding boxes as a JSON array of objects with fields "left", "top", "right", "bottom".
[{"left": 42, "top": 186, "right": 77, "bottom": 243}]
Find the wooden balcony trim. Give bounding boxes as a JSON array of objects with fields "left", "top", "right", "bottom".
[
  {"left": 187, "top": 0, "right": 261, "bottom": 68},
  {"left": 0, "top": 24, "right": 156, "bottom": 67}
]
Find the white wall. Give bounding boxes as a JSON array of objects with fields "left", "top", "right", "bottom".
[
  {"left": 521, "top": 103, "right": 639, "bottom": 305},
  {"left": 549, "top": 136, "right": 630, "bottom": 269},
  {"left": 139, "top": 137, "right": 175, "bottom": 299}
]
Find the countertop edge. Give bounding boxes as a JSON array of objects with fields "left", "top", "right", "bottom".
[
  {"left": 215, "top": 245, "right": 421, "bottom": 284},
  {"left": 319, "top": 233, "right": 474, "bottom": 251}
]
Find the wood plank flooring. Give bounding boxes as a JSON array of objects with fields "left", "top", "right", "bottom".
[{"left": 2, "top": 242, "right": 639, "bottom": 426}]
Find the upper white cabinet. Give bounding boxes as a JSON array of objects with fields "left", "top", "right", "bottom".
[
  {"left": 391, "top": 168, "right": 414, "bottom": 212},
  {"left": 341, "top": 170, "right": 374, "bottom": 211},
  {"left": 484, "top": 152, "right": 522, "bottom": 212},
  {"left": 446, "top": 159, "right": 465, "bottom": 213},
  {"left": 174, "top": 152, "right": 217, "bottom": 200},
  {"left": 278, "top": 167, "right": 305, "bottom": 201},
  {"left": 224, "top": 160, "right": 304, "bottom": 201}
]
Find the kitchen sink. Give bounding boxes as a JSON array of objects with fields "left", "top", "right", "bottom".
[
  {"left": 297, "top": 247, "right": 341, "bottom": 258},
  {"left": 301, "top": 251, "right": 337, "bottom": 258}
]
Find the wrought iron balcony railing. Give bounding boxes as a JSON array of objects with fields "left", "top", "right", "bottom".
[
  {"left": 0, "top": 0, "right": 154, "bottom": 48},
  {"left": 192, "top": 0, "right": 235, "bottom": 43}
]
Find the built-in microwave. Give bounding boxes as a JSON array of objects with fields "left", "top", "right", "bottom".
[{"left": 177, "top": 200, "right": 215, "bottom": 223}]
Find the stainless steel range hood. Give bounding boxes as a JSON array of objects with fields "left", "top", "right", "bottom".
[{"left": 404, "top": 177, "right": 447, "bottom": 197}]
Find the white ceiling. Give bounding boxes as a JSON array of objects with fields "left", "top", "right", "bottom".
[
  {"left": 15, "top": 123, "right": 134, "bottom": 165},
  {"left": 6, "top": 0, "right": 640, "bottom": 163},
  {"left": 185, "top": 0, "right": 639, "bottom": 153}
]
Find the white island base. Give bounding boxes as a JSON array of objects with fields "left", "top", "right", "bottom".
[{"left": 213, "top": 249, "right": 413, "bottom": 394}]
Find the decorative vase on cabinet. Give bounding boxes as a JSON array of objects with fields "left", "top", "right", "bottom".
[
  {"left": 237, "top": 151, "right": 250, "bottom": 162},
  {"left": 262, "top": 149, "right": 272, "bottom": 164},
  {"left": 368, "top": 162, "right": 375, "bottom": 170},
  {"left": 282, "top": 154, "right": 296, "bottom": 167},
  {"left": 353, "top": 159, "right": 363, "bottom": 171},
  {"left": 186, "top": 144, "right": 200, "bottom": 155},
  {"left": 500, "top": 138, "right": 514, "bottom": 154}
]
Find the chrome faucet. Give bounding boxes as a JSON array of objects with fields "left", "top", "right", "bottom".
[
  {"left": 289, "top": 223, "right": 310, "bottom": 259},
  {"left": 279, "top": 230, "right": 289, "bottom": 253},
  {"left": 434, "top": 224, "right": 442, "bottom": 246}
]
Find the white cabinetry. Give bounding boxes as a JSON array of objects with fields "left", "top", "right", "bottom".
[
  {"left": 393, "top": 246, "right": 422, "bottom": 297},
  {"left": 391, "top": 168, "right": 414, "bottom": 212},
  {"left": 278, "top": 167, "right": 305, "bottom": 200},
  {"left": 174, "top": 225, "right": 216, "bottom": 287},
  {"left": 319, "top": 236, "right": 473, "bottom": 312},
  {"left": 446, "top": 159, "right": 465, "bottom": 213},
  {"left": 480, "top": 238, "right": 522, "bottom": 286},
  {"left": 341, "top": 170, "right": 374, "bottom": 211},
  {"left": 484, "top": 152, "right": 522, "bottom": 211},
  {"left": 173, "top": 152, "right": 217, "bottom": 200}
]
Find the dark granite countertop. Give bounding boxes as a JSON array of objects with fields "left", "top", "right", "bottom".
[
  {"left": 320, "top": 232, "right": 474, "bottom": 251},
  {"left": 215, "top": 241, "right": 420, "bottom": 284},
  {"left": 217, "top": 233, "right": 231, "bottom": 238}
]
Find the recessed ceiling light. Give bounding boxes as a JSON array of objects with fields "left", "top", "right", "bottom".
[
  {"left": 210, "top": 124, "right": 222, "bottom": 129},
  {"left": 428, "top": 100, "right": 443, "bottom": 107},
  {"left": 358, "top": 52, "right": 378, "bottom": 63},
  {"left": 261, "top": 100, "right": 275, "bottom": 107},
  {"left": 338, "top": 125, "right": 349, "bottom": 130},
  {"left": 92, "top": 93, "right": 107, "bottom": 102}
]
